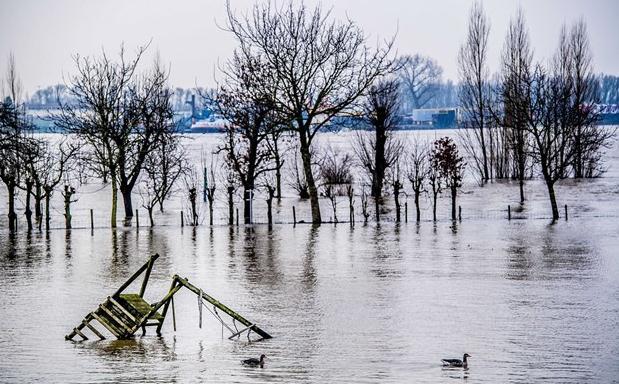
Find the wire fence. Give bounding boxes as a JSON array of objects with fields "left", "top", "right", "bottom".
[{"left": 5, "top": 201, "right": 618, "bottom": 233}]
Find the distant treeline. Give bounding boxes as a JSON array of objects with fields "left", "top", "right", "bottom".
[{"left": 23, "top": 74, "right": 619, "bottom": 112}]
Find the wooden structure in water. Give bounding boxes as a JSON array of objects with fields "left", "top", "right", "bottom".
[{"left": 65, "top": 254, "right": 271, "bottom": 341}]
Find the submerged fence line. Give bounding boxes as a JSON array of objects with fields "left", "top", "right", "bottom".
[{"left": 3, "top": 202, "right": 617, "bottom": 233}]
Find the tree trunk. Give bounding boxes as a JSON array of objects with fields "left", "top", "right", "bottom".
[
  {"left": 546, "top": 180, "right": 559, "bottom": 221},
  {"left": 44, "top": 187, "right": 52, "bottom": 231},
  {"left": 148, "top": 207, "right": 154, "bottom": 227},
  {"left": 299, "top": 131, "right": 321, "bottom": 224},
  {"left": 25, "top": 181, "right": 33, "bottom": 231},
  {"left": 63, "top": 185, "right": 73, "bottom": 229},
  {"left": 111, "top": 177, "right": 118, "bottom": 228},
  {"left": 451, "top": 186, "right": 457, "bottom": 221},
  {"left": 35, "top": 184, "right": 43, "bottom": 222},
  {"left": 394, "top": 184, "right": 401, "bottom": 223},
  {"left": 373, "top": 125, "right": 386, "bottom": 198},
  {"left": 432, "top": 192, "right": 438, "bottom": 222},
  {"left": 121, "top": 188, "right": 134, "bottom": 222},
  {"left": 243, "top": 187, "right": 253, "bottom": 224},
  {"left": 266, "top": 191, "right": 273, "bottom": 229},
  {"left": 414, "top": 190, "right": 421, "bottom": 222},
  {"left": 227, "top": 186, "right": 234, "bottom": 226},
  {"left": 519, "top": 178, "right": 525, "bottom": 204},
  {"left": 374, "top": 196, "right": 380, "bottom": 222},
  {"left": 7, "top": 182, "right": 16, "bottom": 232}
]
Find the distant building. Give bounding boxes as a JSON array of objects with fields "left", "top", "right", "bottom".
[{"left": 407, "top": 108, "right": 458, "bottom": 129}]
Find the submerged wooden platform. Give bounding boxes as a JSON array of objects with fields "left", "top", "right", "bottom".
[{"left": 66, "top": 254, "right": 271, "bottom": 342}]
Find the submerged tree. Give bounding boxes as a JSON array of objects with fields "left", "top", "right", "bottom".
[
  {"left": 458, "top": 1, "right": 492, "bottom": 182},
  {"left": 212, "top": 51, "right": 282, "bottom": 224},
  {"left": 354, "top": 79, "right": 403, "bottom": 199},
  {"left": 406, "top": 137, "right": 430, "bottom": 222},
  {"left": 226, "top": 0, "right": 394, "bottom": 223},
  {"left": 139, "top": 136, "right": 187, "bottom": 226},
  {"left": 431, "top": 137, "right": 465, "bottom": 221},
  {"left": 0, "top": 54, "right": 36, "bottom": 232},
  {"left": 500, "top": 8, "right": 533, "bottom": 203},
  {"left": 54, "top": 45, "right": 176, "bottom": 227}
]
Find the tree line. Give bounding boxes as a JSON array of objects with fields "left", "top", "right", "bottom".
[{"left": 1, "top": 0, "right": 616, "bottom": 232}]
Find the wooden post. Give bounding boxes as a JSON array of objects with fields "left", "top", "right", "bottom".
[
  {"left": 404, "top": 202, "right": 408, "bottom": 223},
  {"left": 90, "top": 209, "right": 94, "bottom": 230},
  {"left": 458, "top": 205, "right": 462, "bottom": 221},
  {"left": 236, "top": 208, "right": 239, "bottom": 226},
  {"left": 171, "top": 296, "right": 176, "bottom": 332},
  {"left": 293, "top": 206, "right": 296, "bottom": 226},
  {"left": 180, "top": 211, "right": 184, "bottom": 227},
  {"left": 508, "top": 205, "right": 511, "bottom": 220},
  {"left": 565, "top": 204, "right": 568, "bottom": 221},
  {"left": 135, "top": 209, "right": 139, "bottom": 228}
]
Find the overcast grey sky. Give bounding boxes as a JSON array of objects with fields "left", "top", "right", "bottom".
[{"left": 1, "top": 0, "right": 618, "bottom": 95}]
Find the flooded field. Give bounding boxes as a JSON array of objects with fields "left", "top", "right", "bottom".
[{"left": 1, "top": 130, "right": 618, "bottom": 383}]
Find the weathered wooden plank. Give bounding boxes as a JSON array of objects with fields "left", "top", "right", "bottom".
[
  {"left": 107, "top": 296, "right": 138, "bottom": 323},
  {"left": 119, "top": 294, "right": 164, "bottom": 320},
  {"left": 174, "top": 275, "right": 272, "bottom": 339},
  {"left": 91, "top": 312, "right": 121, "bottom": 338},
  {"left": 112, "top": 254, "right": 159, "bottom": 298},
  {"left": 83, "top": 320, "right": 106, "bottom": 340},
  {"left": 73, "top": 327, "right": 88, "bottom": 340},
  {"left": 98, "top": 305, "right": 133, "bottom": 334}
]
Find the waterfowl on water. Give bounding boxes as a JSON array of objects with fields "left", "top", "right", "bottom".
[
  {"left": 441, "top": 353, "right": 471, "bottom": 368},
  {"left": 242, "top": 354, "right": 266, "bottom": 368}
]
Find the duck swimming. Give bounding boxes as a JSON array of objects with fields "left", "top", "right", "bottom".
[
  {"left": 441, "top": 353, "right": 471, "bottom": 368},
  {"left": 242, "top": 354, "right": 266, "bottom": 368}
]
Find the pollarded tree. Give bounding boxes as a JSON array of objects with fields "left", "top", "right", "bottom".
[
  {"left": 225, "top": 0, "right": 394, "bottom": 224},
  {"left": 54, "top": 45, "right": 176, "bottom": 227},
  {"left": 353, "top": 79, "right": 403, "bottom": 199},
  {"left": 406, "top": 137, "right": 430, "bottom": 222},
  {"left": 212, "top": 51, "right": 283, "bottom": 224},
  {"left": 431, "top": 137, "right": 465, "bottom": 221}
]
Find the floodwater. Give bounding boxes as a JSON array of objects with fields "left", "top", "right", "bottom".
[{"left": 1, "top": 131, "right": 619, "bottom": 383}]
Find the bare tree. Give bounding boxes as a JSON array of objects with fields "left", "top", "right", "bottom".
[
  {"left": 354, "top": 79, "right": 403, "bottom": 199},
  {"left": 225, "top": 0, "right": 394, "bottom": 224},
  {"left": 567, "top": 19, "right": 615, "bottom": 178},
  {"left": 458, "top": 1, "right": 492, "bottom": 182},
  {"left": 500, "top": 8, "right": 533, "bottom": 202},
  {"left": 319, "top": 147, "right": 354, "bottom": 223},
  {"left": 397, "top": 54, "right": 443, "bottom": 110},
  {"left": 54, "top": 44, "right": 176, "bottom": 227},
  {"left": 212, "top": 51, "right": 282, "bottom": 224},
  {"left": 431, "top": 137, "right": 465, "bottom": 221},
  {"left": 0, "top": 54, "right": 35, "bottom": 232},
  {"left": 406, "top": 137, "right": 430, "bottom": 222},
  {"left": 139, "top": 136, "right": 187, "bottom": 226},
  {"left": 427, "top": 154, "right": 442, "bottom": 222},
  {"left": 360, "top": 187, "right": 371, "bottom": 224}
]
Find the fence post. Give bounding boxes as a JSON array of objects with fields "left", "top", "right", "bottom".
[
  {"left": 90, "top": 209, "right": 94, "bottom": 230},
  {"left": 565, "top": 204, "right": 568, "bottom": 221},
  {"left": 135, "top": 209, "right": 139, "bottom": 228},
  {"left": 293, "top": 206, "right": 296, "bottom": 226},
  {"left": 236, "top": 208, "right": 239, "bottom": 226},
  {"left": 458, "top": 205, "right": 462, "bottom": 221},
  {"left": 508, "top": 205, "right": 511, "bottom": 220},
  {"left": 404, "top": 202, "right": 408, "bottom": 223},
  {"left": 181, "top": 211, "right": 184, "bottom": 227}
]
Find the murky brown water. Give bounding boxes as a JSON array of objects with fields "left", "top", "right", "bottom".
[{"left": 1, "top": 131, "right": 619, "bottom": 383}]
